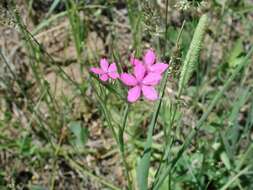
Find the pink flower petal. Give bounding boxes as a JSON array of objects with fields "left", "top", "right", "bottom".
[
  {"left": 100, "top": 58, "right": 109, "bottom": 72},
  {"left": 149, "top": 63, "right": 168, "bottom": 74},
  {"left": 128, "top": 86, "right": 141, "bottom": 102},
  {"left": 90, "top": 67, "right": 104, "bottom": 74},
  {"left": 108, "top": 72, "right": 119, "bottom": 79},
  {"left": 134, "top": 63, "right": 146, "bottom": 81},
  {"left": 130, "top": 55, "right": 142, "bottom": 66},
  {"left": 120, "top": 73, "right": 138, "bottom": 86},
  {"left": 143, "top": 49, "right": 156, "bottom": 66},
  {"left": 142, "top": 73, "right": 162, "bottom": 86},
  {"left": 99, "top": 74, "right": 109, "bottom": 81},
  {"left": 142, "top": 85, "right": 158, "bottom": 101},
  {"left": 108, "top": 63, "right": 119, "bottom": 79},
  {"left": 108, "top": 63, "right": 117, "bottom": 72}
]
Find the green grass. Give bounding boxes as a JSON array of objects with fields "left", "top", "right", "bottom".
[{"left": 1, "top": 0, "right": 253, "bottom": 189}]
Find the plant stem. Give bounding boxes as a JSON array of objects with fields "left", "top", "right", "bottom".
[
  {"left": 64, "top": 154, "right": 121, "bottom": 190},
  {"left": 119, "top": 104, "right": 132, "bottom": 190},
  {"left": 153, "top": 46, "right": 253, "bottom": 190}
]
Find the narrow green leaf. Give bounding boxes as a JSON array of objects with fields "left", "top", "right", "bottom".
[
  {"left": 153, "top": 46, "right": 253, "bottom": 190},
  {"left": 227, "top": 38, "right": 244, "bottom": 68},
  {"left": 91, "top": 74, "right": 125, "bottom": 100},
  {"left": 228, "top": 88, "right": 250, "bottom": 151},
  {"left": 220, "top": 151, "right": 232, "bottom": 170},
  {"left": 69, "top": 121, "right": 88, "bottom": 149},
  {"left": 220, "top": 166, "right": 250, "bottom": 190},
  {"left": 127, "top": 0, "right": 142, "bottom": 54},
  {"left": 46, "top": 0, "right": 61, "bottom": 18},
  {"left": 220, "top": 132, "right": 234, "bottom": 161},
  {"left": 136, "top": 69, "right": 170, "bottom": 190},
  {"left": 228, "top": 88, "right": 249, "bottom": 125}
]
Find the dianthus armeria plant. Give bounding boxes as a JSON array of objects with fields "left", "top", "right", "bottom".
[
  {"left": 3, "top": 0, "right": 253, "bottom": 189},
  {"left": 89, "top": 12, "right": 212, "bottom": 190},
  {"left": 89, "top": 48, "right": 169, "bottom": 189},
  {"left": 87, "top": 5, "right": 252, "bottom": 188},
  {"left": 91, "top": 49, "right": 169, "bottom": 102}
]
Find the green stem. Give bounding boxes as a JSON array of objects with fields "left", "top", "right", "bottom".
[
  {"left": 90, "top": 79, "right": 119, "bottom": 144},
  {"left": 119, "top": 104, "right": 132, "bottom": 189},
  {"left": 64, "top": 154, "right": 121, "bottom": 190},
  {"left": 136, "top": 63, "right": 171, "bottom": 190},
  {"left": 153, "top": 46, "right": 253, "bottom": 190},
  {"left": 220, "top": 166, "right": 251, "bottom": 190}
]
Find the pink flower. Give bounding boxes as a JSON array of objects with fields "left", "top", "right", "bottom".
[
  {"left": 90, "top": 58, "right": 119, "bottom": 81},
  {"left": 130, "top": 54, "right": 142, "bottom": 66},
  {"left": 120, "top": 63, "right": 161, "bottom": 102},
  {"left": 131, "top": 49, "right": 168, "bottom": 75}
]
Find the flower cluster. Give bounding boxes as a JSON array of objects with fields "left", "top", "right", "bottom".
[
  {"left": 90, "top": 49, "right": 168, "bottom": 103},
  {"left": 90, "top": 58, "right": 119, "bottom": 81}
]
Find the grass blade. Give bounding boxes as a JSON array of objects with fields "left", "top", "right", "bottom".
[
  {"left": 220, "top": 166, "right": 251, "bottom": 190},
  {"left": 153, "top": 46, "right": 253, "bottom": 190},
  {"left": 136, "top": 66, "right": 170, "bottom": 190},
  {"left": 64, "top": 154, "right": 121, "bottom": 190}
]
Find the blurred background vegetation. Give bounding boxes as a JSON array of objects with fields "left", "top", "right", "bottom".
[{"left": 0, "top": 0, "right": 253, "bottom": 189}]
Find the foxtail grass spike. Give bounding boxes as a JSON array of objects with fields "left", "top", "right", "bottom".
[{"left": 178, "top": 14, "right": 208, "bottom": 96}]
